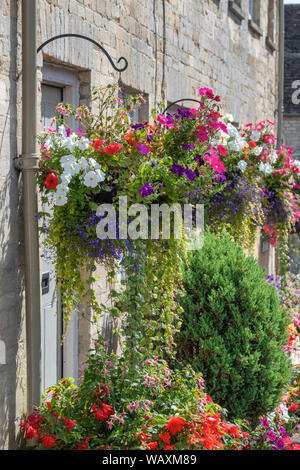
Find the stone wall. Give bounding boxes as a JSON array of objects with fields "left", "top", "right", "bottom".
[
  {"left": 0, "top": 0, "right": 279, "bottom": 448},
  {"left": 283, "top": 4, "right": 300, "bottom": 160}
]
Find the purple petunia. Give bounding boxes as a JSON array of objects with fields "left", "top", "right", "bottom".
[
  {"left": 170, "top": 163, "right": 186, "bottom": 176},
  {"left": 184, "top": 168, "right": 196, "bottom": 182},
  {"left": 275, "top": 438, "right": 286, "bottom": 450},
  {"left": 279, "top": 425, "right": 287, "bottom": 437},
  {"left": 137, "top": 144, "right": 149, "bottom": 155},
  {"left": 139, "top": 182, "right": 154, "bottom": 198},
  {"left": 266, "top": 431, "right": 277, "bottom": 442},
  {"left": 131, "top": 123, "right": 145, "bottom": 130},
  {"left": 181, "top": 144, "right": 195, "bottom": 150},
  {"left": 260, "top": 418, "right": 270, "bottom": 429},
  {"left": 194, "top": 154, "right": 205, "bottom": 166}
]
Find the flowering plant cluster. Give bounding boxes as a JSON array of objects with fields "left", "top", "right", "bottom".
[
  {"left": 266, "top": 273, "right": 300, "bottom": 355},
  {"left": 19, "top": 339, "right": 299, "bottom": 451},
  {"left": 241, "top": 378, "right": 300, "bottom": 451},
  {"left": 37, "top": 83, "right": 299, "bottom": 333}
]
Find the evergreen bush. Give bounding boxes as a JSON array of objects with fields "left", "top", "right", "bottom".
[{"left": 176, "top": 232, "right": 291, "bottom": 423}]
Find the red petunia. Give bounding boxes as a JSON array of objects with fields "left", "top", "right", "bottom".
[
  {"left": 94, "top": 139, "right": 104, "bottom": 151},
  {"left": 288, "top": 402, "right": 298, "bottom": 412},
  {"left": 25, "top": 426, "right": 37, "bottom": 439},
  {"left": 159, "top": 432, "right": 171, "bottom": 445},
  {"left": 147, "top": 442, "right": 158, "bottom": 450},
  {"left": 62, "top": 417, "right": 77, "bottom": 430},
  {"left": 44, "top": 173, "right": 59, "bottom": 189},
  {"left": 103, "top": 143, "right": 122, "bottom": 155},
  {"left": 165, "top": 417, "right": 187, "bottom": 435},
  {"left": 41, "top": 434, "right": 56, "bottom": 448}
]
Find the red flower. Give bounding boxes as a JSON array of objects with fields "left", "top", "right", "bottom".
[
  {"left": 248, "top": 141, "right": 257, "bottom": 148},
  {"left": 147, "top": 442, "right": 158, "bottom": 450},
  {"left": 103, "top": 143, "right": 122, "bottom": 155},
  {"left": 163, "top": 444, "right": 176, "bottom": 450},
  {"left": 94, "top": 139, "right": 104, "bottom": 151},
  {"left": 288, "top": 402, "right": 298, "bottom": 412},
  {"left": 62, "top": 417, "right": 77, "bottom": 430},
  {"left": 165, "top": 417, "right": 187, "bottom": 435},
  {"left": 217, "top": 145, "right": 227, "bottom": 157},
  {"left": 41, "top": 434, "right": 56, "bottom": 448},
  {"left": 25, "top": 426, "right": 37, "bottom": 439},
  {"left": 44, "top": 173, "right": 59, "bottom": 189},
  {"left": 159, "top": 432, "right": 171, "bottom": 445},
  {"left": 78, "top": 436, "right": 91, "bottom": 450},
  {"left": 92, "top": 402, "right": 114, "bottom": 421}
]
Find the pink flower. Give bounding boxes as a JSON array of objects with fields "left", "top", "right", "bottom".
[
  {"left": 263, "top": 134, "right": 276, "bottom": 146},
  {"left": 196, "top": 125, "right": 209, "bottom": 142},
  {"left": 256, "top": 121, "right": 266, "bottom": 131},
  {"left": 199, "top": 87, "right": 215, "bottom": 99},
  {"left": 211, "top": 159, "right": 226, "bottom": 174},
  {"left": 217, "top": 145, "right": 227, "bottom": 157}
]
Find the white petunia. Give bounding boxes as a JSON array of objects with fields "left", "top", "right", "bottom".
[
  {"left": 56, "top": 184, "right": 69, "bottom": 195},
  {"left": 253, "top": 146, "right": 263, "bottom": 156},
  {"left": 78, "top": 156, "right": 89, "bottom": 170},
  {"left": 227, "top": 123, "right": 240, "bottom": 138},
  {"left": 237, "top": 160, "right": 247, "bottom": 173},
  {"left": 224, "top": 113, "right": 233, "bottom": 122},
  {"left": 77, "top": 137, "right": 90, "bottom": 151},
  {"left": 229, "top": 137, "right": 245, "bottom": 152},
  {"left": 63, "top": 162, "right": 81, "bottom": 175},
  {"left": 270, "top": 151, "right": 278, "bottom": 164},
  {"left": 44, "top": 136, "right": 52, "bottom": 149},
  {"left": 89, "top": 158, "right": 101, "bottom": 170},
  {"left": 95, "top": 168, "right": 106, "bottom": 182},
  {"left": 60, "top": 173, "right": 72, "bottom": 185},
  {"left": 61, "top": 154, "right": 76, "bottom": 167},
  {"left": 58, "top": 125, "right": 67, "bottom": 138},
  {"left": 55, "top": 193, "right": 68, "bottom": 206},
  {"left": 83, "top": 171, "right": 101, "bottom": 188},
  {"left": 250, "top": 131, "right": 261, "bottom": 142},
  {"left": 259, "top": 162, "right": 273, "bottom": 175}
]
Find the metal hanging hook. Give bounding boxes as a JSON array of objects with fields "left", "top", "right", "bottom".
[
  {"left": 37, "top": 33, "right": 128, "bottom": 72},
  {"left": 162, "top": 99, "right": 202, "bottom": 114}
]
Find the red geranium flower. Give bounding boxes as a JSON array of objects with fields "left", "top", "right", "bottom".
[
  {"left": 44, "top": 173, "right": 59, "bottom": 189},
  {"left": 41, "top": 434, "right": 56, "bottom": 448},
  {"left": 288, "top": 402, "right": 298, "bottom": 412},
  {"left": 94, "top": 139, "right": 104, "bottom": 151},
  {"left": 165, "top": 417, "right": 187, "bottom": 435},
  {"left": 103, "top": 143, "right": 122, "bottom": 155},
  {"left": 147, "top": 442, "right": 158, "bottom": 450},
  {"left": 159, "top": 432, "right": 171, "bottom": 445},
  {"left": 25, "top": 426, "right": 37, "bottom": 439}
]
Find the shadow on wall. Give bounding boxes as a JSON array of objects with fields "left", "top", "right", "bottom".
[{"left": 0, "top": 0, "right": 25, "bottom": 450}]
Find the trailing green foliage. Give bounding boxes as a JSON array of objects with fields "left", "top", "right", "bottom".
[{"left": 176, "top": 232, "right": 292, "bottom": 423}]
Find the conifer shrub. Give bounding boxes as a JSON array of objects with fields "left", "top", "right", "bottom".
[{"left": 176, "top": 232, "right": 291, "bottom": 423}]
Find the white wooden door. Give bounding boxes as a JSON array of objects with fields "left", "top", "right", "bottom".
[{"left": 41, "top": 84, "right": 63, "bottom": 392}]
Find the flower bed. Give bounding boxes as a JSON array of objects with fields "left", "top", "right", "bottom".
[
  {"left": 23, "top": 83, "right": 300, "bottom": 451},
  {"left": 19, "top": 340, "right": 300, "bottom": 451}
]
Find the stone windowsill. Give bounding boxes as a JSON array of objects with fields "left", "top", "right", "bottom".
[
  {"left": 248, "top": 19, "right": 263, "bottom": 37},
  {"left": 266, "top": 36, "right": 276, "bottom": 52},
  {"left": 228, "top": 1, "right": 245, "bottom": 21}
]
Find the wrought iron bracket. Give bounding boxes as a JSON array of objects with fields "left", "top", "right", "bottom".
[
  {"left": 37, "top": 34, "right": 128, "bottom": 72},
  {"left": 14, "top": 154, "right": 40, "bottom": 171},
  {"left": 163, "top": 99, "right": 201, "bottom": 114}
]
